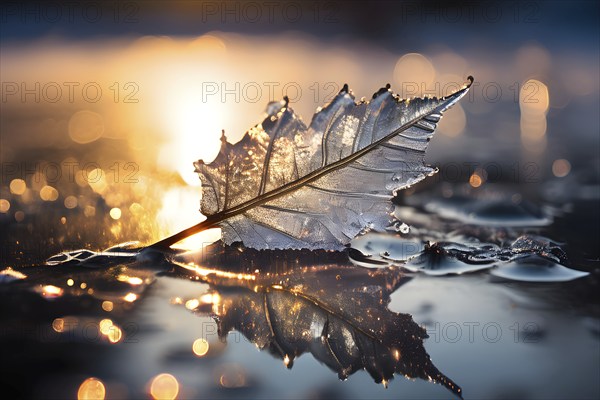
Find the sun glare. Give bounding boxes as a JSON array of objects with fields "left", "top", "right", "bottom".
[
  {"left": 158, "top": 85, "right": 225, "bottom": 186},
  {"left": 156, "top": 186, "right": 221, "bottom": 249}
]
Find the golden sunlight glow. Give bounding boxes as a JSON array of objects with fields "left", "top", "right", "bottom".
[
  {"left": 192, "top": 338, "right": 210, "bottom": 357},
  {"left": 149, "top": 373, "right": 179, "bottom": 400},
  {"left": 156, "top": 186, "right": 221, "bottom": 250},
  {"left": 69, "top": 110, "right": 104, "bottom": 144},
  {"left": 157, "top": 86, "right": 224, "bottom": 186},
  {"left": 77, "top": 377, "right": 106, "bottom": 400},
  {"left": 87, "top": 169, "right": 107, "bottom": 194}
]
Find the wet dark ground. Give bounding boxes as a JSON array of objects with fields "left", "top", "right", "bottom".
[{"left": 1, "top": 174, "right": 599, "bottom": 399}]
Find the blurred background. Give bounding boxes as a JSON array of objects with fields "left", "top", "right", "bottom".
[
  {"left": 1, "top": 2, "right": 599, "bottom": 400},
  {"left": 1, "top": 1, "right": 598, "bottom": 264}
]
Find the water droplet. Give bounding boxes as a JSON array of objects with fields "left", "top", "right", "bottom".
[
  {"left": 350, "top": 233, "right": 423, "bottom": 265},
  {"left": 491, "top": 255, "right": 589, "bottom": 282}
]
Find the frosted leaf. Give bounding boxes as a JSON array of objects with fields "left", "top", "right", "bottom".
[{"left": 162, "top": 78, "right": 473, "bottom": 251}]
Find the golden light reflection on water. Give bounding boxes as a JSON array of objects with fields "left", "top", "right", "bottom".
[
  {"left": 149, "top": 373, "right": 179, "bottom": 400},
  {"left": 77, "top": 377, "right": 106, "bottom": 400},
  {"left": 117, "top": 275, "right": 144, "bottom": 285},
  {"left": 40, "top": 284, "right": 64, "bottom": 298}
]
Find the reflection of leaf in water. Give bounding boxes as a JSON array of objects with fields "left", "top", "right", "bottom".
[
  {"left": 177, "top": 260, "right": 462, "bottom": 397},
  {"left": 8, "top": 245, "right": 462, "bottom": 397},
  {"left": 154, "top": 79, "right": 473, "bottom": 251}
]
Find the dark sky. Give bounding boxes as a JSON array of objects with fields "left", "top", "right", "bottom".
[{"left": 1, "top": 1, "right": 598, "bottom": 53}]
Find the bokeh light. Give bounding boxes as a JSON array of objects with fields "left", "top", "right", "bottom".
[
  {"left": 77, "top": 377, "right": 106, "bottom": 400},
  {"left": 393, "top": 53, "right": 436, "bottom": 97},
  {"left": 552, "top": 159, "right": 571, "bottom": 178},
  {"left": 9, "top": 179, "right": 26, "bottom": 195},
  {"left": 0, "top": 199, "right": 10, "bottom": 213},
  {"left": 149, "top": 373, "right": 179, "bottom": 400},
  {"left": 192, "top": 338, "right": 210, "bottom": 357},
  {"left": 109, "top": 208, "right": 122, "bottom": 220},
  {"left": 123, "top": 293, "right": 137, "bottom": 302},
  {"left": 520, "top": 79, "right": 550, "bottom": 153},
  {"left": 102, "top": 301, "right": 114, "bottom": 312},
  {"left": 68, "top": 110, "right": 105, "bottom": 144},
  {"left": 64, "top": 195, "right": 78, "bottom": 209},
  {"left": 40, "top": 185, "right": 59, "bottom": 201}
]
